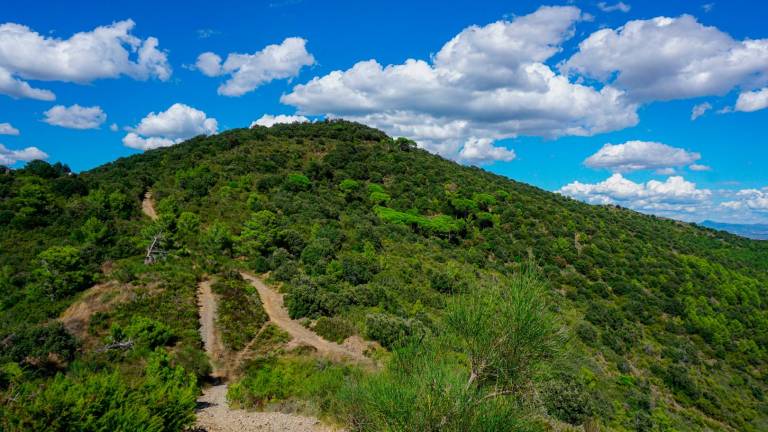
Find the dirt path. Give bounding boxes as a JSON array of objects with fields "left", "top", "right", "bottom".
[
  {"left": 194, "top": 279, "right": 341, "bottom": 432},
  {"left": 239, "top": 272, "right": 370, "bottom": 364},
  {"left": 198, "top": 280, "right": 225, "bottom": 377},
  {"left": 142, "top": 191, "right": 158, "bottom": 220},
  {"left": 195, "top": 383, "right": 334, "bottom": 432}
]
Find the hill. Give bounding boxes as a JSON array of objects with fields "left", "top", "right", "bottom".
[
  {"left": 2, "top": 120, "right": 767, "bottom": 431},
  {"left": 700, "top": 220, "right": 768, "bottom": 241}
]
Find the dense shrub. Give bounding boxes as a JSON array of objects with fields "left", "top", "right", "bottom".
[
  {"left": 313, "top": 316, "right": 356, "bottom": 343},
  {"left": 365, "top": 313, "right": 426, "bottom": 349}
]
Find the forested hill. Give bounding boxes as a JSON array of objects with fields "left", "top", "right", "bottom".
[{"left": 2, "top": 120, "right": 768, "bottom": 431}]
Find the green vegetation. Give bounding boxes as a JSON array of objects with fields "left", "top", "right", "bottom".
[{"left": 2, "top": 120, "right": 768, "bottom": 430}]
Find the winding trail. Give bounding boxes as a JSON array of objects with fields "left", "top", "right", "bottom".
[
  {"left": 239, "top": 272, "right": 370, "bottom": 364},
  {"left": 194, "top": 278, "right": 339, "bottom": 432}
]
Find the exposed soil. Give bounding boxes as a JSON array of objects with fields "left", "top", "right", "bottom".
[
  {"left": 142, "top": 191, "right": 158, "bottom": 220},
  {"left": 194, "top": 278, "right": 343, "bottom": 431},
  {"left": 239, "top": 272, "right": 371, "bottom": 364},
  {"left": 59, "top": 281, "right": 135, "bottom": 343}
]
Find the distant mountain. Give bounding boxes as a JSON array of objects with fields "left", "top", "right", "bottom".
[{"left": 700, "top": 220, "right": 768, "bottom": 240}]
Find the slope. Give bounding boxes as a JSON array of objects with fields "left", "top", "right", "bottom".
[{"left": 2, "top": 120, "right": 767, "bottom": 431}]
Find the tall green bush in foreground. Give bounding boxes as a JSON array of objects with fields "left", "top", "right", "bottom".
[{"left": 338, "top": 269, "right": 563, "bottom": 431}]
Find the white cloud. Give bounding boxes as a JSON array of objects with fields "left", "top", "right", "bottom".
[
  {"left": 735, "top": 87, "right": 768, "bottom": 112},
  {"left": 123, "top": 103, "right": 217, "bottom": 150},
  {"left": 691, "top": 102, "right": 712, "bottom": 120},
  {"left": 282, "top": 6, "right": 639, "bottom": 163},
  {"left": 562, "top": 15, "right": 768, "bottom": 102},
  {"left": 458, "top": 138, "right": 516, "bottom": 165},
  {"left": 250, "top": 114, "right": 309, "bottom": 127},
  {"left": 702, "top": 3, "right": 715, "bottom": 13},
  {"left": 109, "top": 123, "right": 118, "bottom": 132},
  {"left": 597, "top": 2, "right": 631, "bottom": 13},
  {"left": 689, "top": 163, "right": 711, "bottom": 171},
  {"left": 0, "top": 143, "right": 47, "bottom": 166},
  {"left": 0, "top": 122, "right": 19, "bottom": 135},
  {"left": 0, "top": 20, "right": 171, "bottom": 100},
  {"left": 584, "top": 140, "right": 701, "bottom": 172},
  {"left": 43, "top": 104, "right": 106, "bottom": 129},
  {"left": 195, "top": 52, "right": 223, "bottom": 77},
  {"left": 196, "top": 37, "right": 315, "bottom": 96},
  {"left": 559, "top": 174, "right": 712, "bottom": 212},
  {"left": 721, "top": 188, "right": 768, "bottom": 212}
]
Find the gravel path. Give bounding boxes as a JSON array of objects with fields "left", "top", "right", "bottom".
[
  {"left": 195, "top": 383, "right": 335, "bottom": 432},
  {"left": 239, "top": 272, "right": 370, "bottom": 364}
]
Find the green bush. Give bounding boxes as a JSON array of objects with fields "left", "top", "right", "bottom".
[
  {"left": 365, "top": 313, "right": 426, "bottom": 349},
  {"left": 541, "top": 374, "right": 594, "bottom": 425},
  {"left": 285, "top": 173, "right": 311, "bottom": 191},
  {"left": 0, "top": 322, "right": 77, "bottom": 373},
  {"left": 2, "top": 350, "right": 197, "bottom": 431},
  {"left": 313, "top": 316, "right": 356, "bottom": 343}
]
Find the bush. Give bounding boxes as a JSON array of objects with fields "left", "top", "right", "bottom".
[
  {"left": 285, "top": 173, "right": 311, "bottom": 191},
  {"left": 313, "top": 316, "right": 356, "bottom": 343},
  {"left": 541, "top": 374, "right": 594, "bottom": 425},
  {"left": 2, "top": 350, "right": 197, "bottom": 431},
  {"left": 365, "top": 313, "right": 426, "bottom": 349},
  {"left": 110, "top": 316, "right": 174, "bottom": 349},
  {"left": 0, "top": 322, "right": 77, "bottom": 373}
]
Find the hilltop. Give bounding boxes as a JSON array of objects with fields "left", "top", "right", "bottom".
[{"left": 1, "top": 120, "right": 767, "bottom": 431}]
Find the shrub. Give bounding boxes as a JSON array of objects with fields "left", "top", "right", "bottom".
[
  {"left": 2, "top": 350, "right": 197, "bottom": 431},
  {"left": 365, "top": 313, "right": 426, "bottom": 349},
  {"left": 541, "top": 374, "right": 594, "bottom": 425},
  {"left": 444, "top": 268, "right": 564, "bottom": 390},
  {"left": 313, "top": 316, "right": 356, "bottom": 343},
  {"left": 111, "top": 316, "right": 174, "bottom": 349},
  {"left": 0, "top": 322, "right": 77, "bottom": 373},
  {"left": 285, "top": 173, "right": 311, "bottom": 191}
]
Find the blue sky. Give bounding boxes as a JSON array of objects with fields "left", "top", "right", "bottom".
[{"left": 1, "top": 0, "right": 767, "bottom": 224}]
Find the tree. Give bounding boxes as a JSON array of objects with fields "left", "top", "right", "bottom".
[
  {"left": 32, "top": 246, "right": 90, "bottom": 300},
  {"left": 444, "top": 268, "right": 564, "bottom": 392}
]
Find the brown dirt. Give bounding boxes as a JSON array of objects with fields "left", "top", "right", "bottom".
[
  {"left": 239, "top": 272, "right": 372, "bottom": 365},
  {"left": 59, "top": 282, "right": 135, "bottom": 342},
  {"left": 194, "top": 279, "right": 343, "bottom": 431},
  {"left": 142, "top": 191, "right": 158, "bottom": 220},
  {"left": 198, "top": 280, "right": 226, "bottom": 377}
]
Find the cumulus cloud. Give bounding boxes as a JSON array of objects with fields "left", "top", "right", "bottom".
[
  {"left": 558, "top": 174, "right": 712, "bottom": 213},
  {"left": 0, "top": 122, "right": 19, "bottom": 135},
  {"left": 597, "top": 2, "right": 631, "bottom": 13},
  {"left": 250, "top": 114, "right": 309, "bottom": 127},
  {"left": 691, "top": 102, "right": 712, "bottom": 120},
  {"left": 0, "top": 143, "right": 47, "bottom": 166},
  {"left": 721, "top": 188, "right": 768, "bottom": 212},
  {"left": 735, "top": 87, "right": 768, "bottom": 112},
  {"left": 562, "top": 15, "right": 768, "bottom": 102},
  {"left": 584, "top": 140, "right": 701, "bottom": 172},
  {"left": 196, "top": 37, "right": 315, "bottom": 96},
  {"left": 0, "top": 20, "right": 171, "bottom": 100},
  {"left": 282, "top": 6, "right": 639, "bottom": 163},
  {"left": 43, "top": 104, "right": 106, "bottom": 129},
  {"left": 458, "top": 138, "right": 516, "bottom": 165},
  {"left": 123, "top": 103, "right": 217, "bottom": 150}
]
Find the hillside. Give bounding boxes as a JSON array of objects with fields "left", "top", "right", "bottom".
[{"left": 2, "top": 120, "right": 768, "bottom": 431}]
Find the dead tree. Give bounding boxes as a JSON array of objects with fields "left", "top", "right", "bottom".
[{"left": 144, "top": 232, "right": 167, "bottom": 264}]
